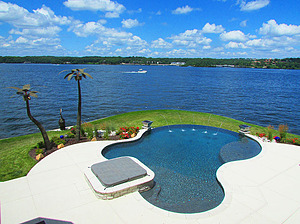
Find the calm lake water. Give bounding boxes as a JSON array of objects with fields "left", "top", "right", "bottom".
[{"left": 1, "top": 64, "right": 299, "bottom": 139}]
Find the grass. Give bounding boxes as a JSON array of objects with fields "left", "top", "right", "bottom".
[{"left": 1, "top": 109, "right": 299, "bottom": 181}]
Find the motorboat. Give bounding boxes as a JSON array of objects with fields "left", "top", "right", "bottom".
[
  {"left": 123, "top": 69, "right": 147, "bottom": 74},
  {"left": 137, "top": 69, "right": 147, "bottom": 73}
]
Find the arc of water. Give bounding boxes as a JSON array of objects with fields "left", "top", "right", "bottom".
[
  {"left": 213, "top": 122, "right": 223, "bottom": 135},
  {"left": 203, "top": 114, "right": 212, "bottom": 133},
  {"left": 192, "top": 113, "right": 196, "bottom": 131},
  {"left": 176, "top": 111, "right": 185, "bottom": 131},
  {"left": 160, "top": 114, "right": 172, "bottom": 132}
]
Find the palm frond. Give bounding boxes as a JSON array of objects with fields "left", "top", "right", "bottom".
[
  {"left": 78, "top": 68, "right": 86, "bottom": 73},
  {"left": 67, "top": 74, "right": 74, "bottom": 81},
  {"left": 7, "top": 87, "right": 22, "bottom": 91},
  {"left": 64, "top": 73, "right": 73, "bottom": 80},
  {"left": 83, "top": 72, "right": 93, "bottom": 79},
  {"left": 59, "top": 70, "right": 70, "bottom": 75},
  {"left": 10, "top": 94, "right": 18, "bottom": 98},
  {"left": 29, "top": 92, "right": 38, "bottom": 98},
  {"left": 22, "top": 84, "right": 31, "bottom": 91}
]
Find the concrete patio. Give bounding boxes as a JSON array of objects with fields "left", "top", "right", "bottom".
[{"left": 1, "top": 130, "right": 300, "bottom": 224}]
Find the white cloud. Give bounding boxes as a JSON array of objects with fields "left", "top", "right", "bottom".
[
  {"left": 259, "top": 19, "right": 300, "bottom": 36},
  {"left": 70, "top": 21, "right": 106, "bottom": 37},
  {"left": 121, "top": 19, "right": 142, "bottom": 28},
  {"left": 0, "top": 1, "right": 28, "bottom": 21},
  {"left": 239, "top": 0, "right": 270, "bottom": 11},
  {"left": 0, "top": 2, "right": 72, "bottom": 55},
  {"left": 9, "top": 26, "right": 62, "bottom": 37},
  {"left": 15, "top": 36, "right": 28, "bottom": 44},
  {"left": 0, "top": 3, "right": 71, "bottom": 28},
  {"left": 225, "top": 41, "right": 247, "bottom": 48},
  {"left": 172, "top": 5, "right": 193, "bottom": 14},
  {"left": 127, "top": 8, "right": 142, "bottom": 14},
  {"left": 240, "top": 20, "right": 247, "bottom": 27},
  {"left": 170, "top": 29, "right": 212, "bottom": 48},
  {"left": 151, "top": 38, "right": 172, "bottom": 49},
  {"left": 202, "top": 23, "right": 225, "bottom": 33},
  {"left": 63, "top": 0, "right": 125, "bottom": 14},
  {"left": 72, "top": 19, "right": 148, "bottom": 55},
  {"left": 220, "top": 30, "right": 249, "bottom": 42},
  {"left": 246, "top": 38, "right": 275, "bottom": 47},
  {"left": 105, "top": 12, "right": 120, "bottom": 18}
]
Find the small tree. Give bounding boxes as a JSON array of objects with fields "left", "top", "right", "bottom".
[
  {"left": 60, "top": 69, "right": 93, "bottom": 141},
  {"left": 8, "top": 84, "right": 52, "bottom": 151}
]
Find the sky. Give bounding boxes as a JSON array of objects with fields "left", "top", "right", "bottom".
[{"left": 0, "top": 0, "right": 299, "bottom": 58}]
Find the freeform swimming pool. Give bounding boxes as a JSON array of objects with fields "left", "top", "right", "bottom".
[{"left": 102, "top": 125, "right": 261, "bottom": 213}]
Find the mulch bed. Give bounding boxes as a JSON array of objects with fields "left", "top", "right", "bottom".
[{"left": 29, "top": 135, "right": 120, "bottom": 162}]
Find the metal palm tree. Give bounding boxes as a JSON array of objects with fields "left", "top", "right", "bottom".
[
  {"left": 8, "top": 84, "right": 52, "bottom": 151},
  {"left": 60, "top": 69, "right": 93, "bottom": 141}
]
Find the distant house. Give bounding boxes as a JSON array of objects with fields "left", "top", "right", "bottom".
[{"left": 170, "top": 62, "right": 186, "bottom": 66}]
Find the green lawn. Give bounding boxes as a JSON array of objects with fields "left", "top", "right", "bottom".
[{"left": 0, "top": 109, "right": 298, "bottom": 181}]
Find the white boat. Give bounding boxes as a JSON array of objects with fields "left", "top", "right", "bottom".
[
  {"left": 137, "top": 69, "right": 147, "bottom": 73},
  {"left": 123, "top": 69, "right": 147, "bottom": 74}
]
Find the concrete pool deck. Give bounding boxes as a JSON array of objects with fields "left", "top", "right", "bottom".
[{"left": 0, "top": 130, "right": 300, "bottom": 224}]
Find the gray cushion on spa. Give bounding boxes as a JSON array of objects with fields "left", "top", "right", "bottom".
[{"left": 91, "top": 157, "right": 147, "bottom": 187}]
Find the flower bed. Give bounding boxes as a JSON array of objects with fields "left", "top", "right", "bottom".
[{"left": 117, "top": 126, "right": 140, "bottom": 139}]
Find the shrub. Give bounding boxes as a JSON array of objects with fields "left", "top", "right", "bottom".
[
  {"left": 67, "top": 132, "right": 75, "bottom": 138},
  {"left": 70, "top": 127, "right": 76, "bottom": 134},
  {"left": 256, "top": 133, "right": 266, "bottom": 138},
  {"left": 51, "top": 136, "right": 66, "bottom": 146},
  {"left": 118, "top": 126, "right": 140, "bottom": 139},
  {"left": 278, "top": 124, "right": 288, "bottom": 142},
  {"left": 35, "top": 148, "right": 44, "bottom": 155},
  {"left": 267, "top": 125, "right": 274, "bottom": 141},
  {"left": 286, "top": 138, "right": 300, "bottom": 146},
  {"left": 82, "top": 123, "right": 94, "bottom": 139},
  {"left": 36, "top": 141, "right": 45, "bottom": 149},
  {"left": 102, "top": 126, "right": 112, "bottom": 140}
]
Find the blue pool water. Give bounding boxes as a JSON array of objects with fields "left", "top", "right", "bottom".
[{"left": 103, "top": 125, "right": 261, "bottom": 213}]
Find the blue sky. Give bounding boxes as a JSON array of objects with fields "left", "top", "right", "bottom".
[{"left": 0, "top": 0, "right": 299, "bottom": 58}]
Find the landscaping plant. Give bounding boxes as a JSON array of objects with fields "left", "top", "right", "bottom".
[
  {"left": 60, "top": 69, "right": 93, "bottom": 141},
  {"left": 278, "top": 124, "right": 288, "bottom": 142},
  {"left": 7, "top": 84, "right": 52, "bottom": 151},
  {"left": 267, "top": 125, "right": 274, "bottom": 141}
]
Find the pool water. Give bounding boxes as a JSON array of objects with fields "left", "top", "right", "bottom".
[{"left": 103, "top": 125, "right": 261, "bottom": 213}]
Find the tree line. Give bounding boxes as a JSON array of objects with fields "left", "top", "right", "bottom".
[{"left": 0, "top": 56, "right": 299, "bottom": 69}]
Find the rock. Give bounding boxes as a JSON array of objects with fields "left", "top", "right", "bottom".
[
  {"left": 91, "top": 137, "right": 97, "bottom": 141},
  {"left": 131, "top": 133, "right": 136, "bottom": 138},
  {"left": 57, "top": 143, "right": 64, "bottom": 149},
  {"left": 36, "top": 153, "right": 44, "bottom": 161}
]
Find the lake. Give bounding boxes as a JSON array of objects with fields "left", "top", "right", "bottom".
[{"left": 0, "top": 63, "right": 299, "bottom": 139}]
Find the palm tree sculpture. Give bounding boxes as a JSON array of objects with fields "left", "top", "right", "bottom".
[
  {"left": 8, "top": 84, "right": 52, "bottom": 151},
  {"left": 60, "top": 69, "right": 93, "bottom": 141}
]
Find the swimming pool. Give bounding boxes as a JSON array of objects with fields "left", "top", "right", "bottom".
[{"left": 102, "top": 125, "right": 261, "bottom": 213}]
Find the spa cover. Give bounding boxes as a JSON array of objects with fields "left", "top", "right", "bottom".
[{"left": 91, "top": 157, "right": 147, "bottom": 187}]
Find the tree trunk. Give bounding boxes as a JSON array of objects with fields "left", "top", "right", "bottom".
[
  {"left": 26, "top": 100, "right": 52, "bottom": 151},
  {"left": 76, "top": 80, "right": 81, "bottom": 141}
]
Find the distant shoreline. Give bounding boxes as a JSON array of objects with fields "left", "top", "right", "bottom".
[{"left": 1, "top": 56, "right": 299, "bottom": 69}]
